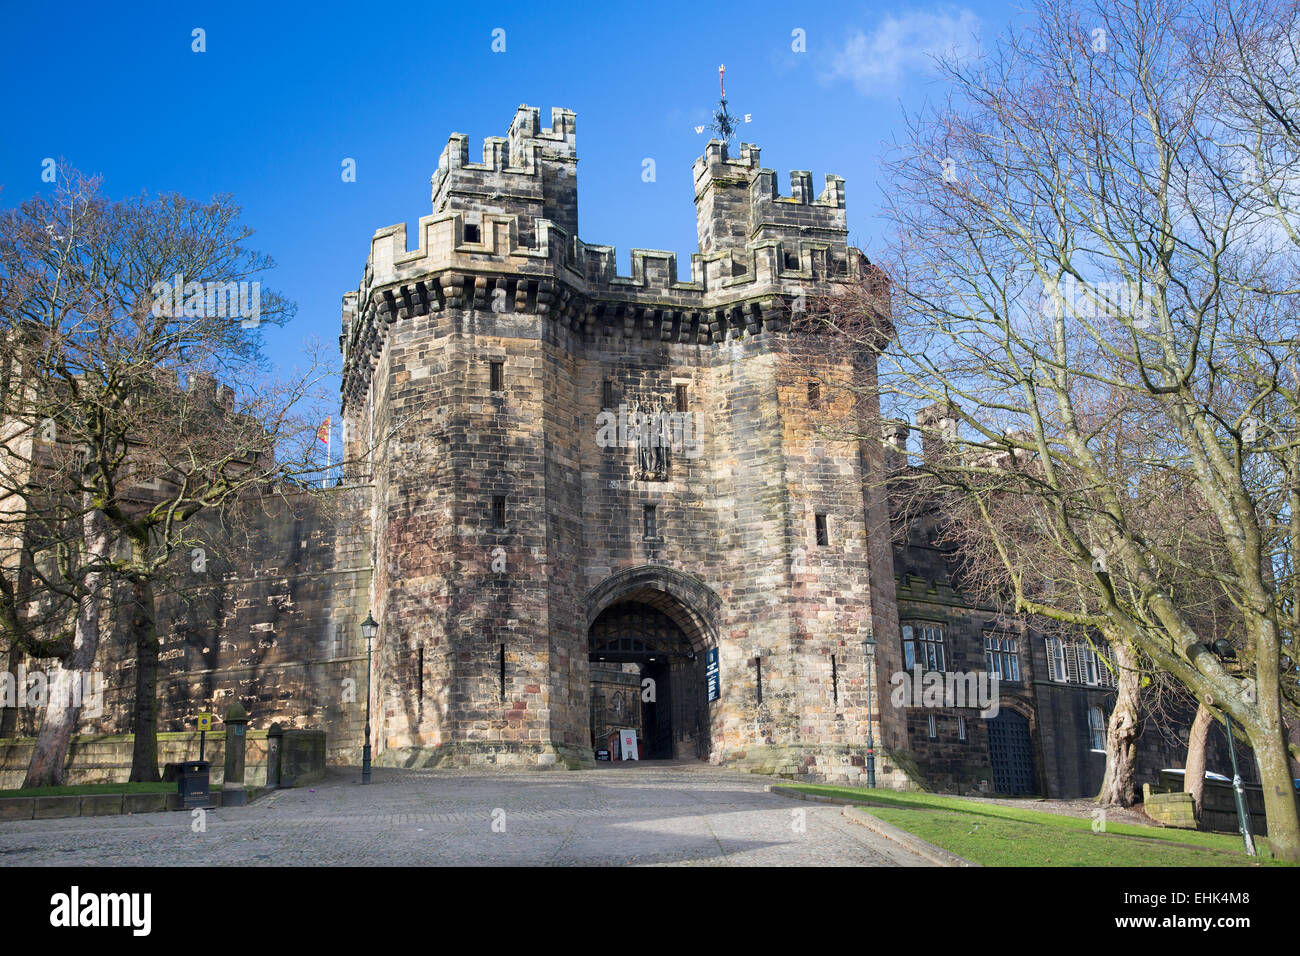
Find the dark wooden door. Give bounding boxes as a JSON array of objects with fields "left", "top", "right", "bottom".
[{"left": 988, "top": 709, "right": 1038, "bottom": 795}]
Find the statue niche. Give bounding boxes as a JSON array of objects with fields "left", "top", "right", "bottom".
[{"left": 631, "top": 398, "right": 671, "bottom": 481}]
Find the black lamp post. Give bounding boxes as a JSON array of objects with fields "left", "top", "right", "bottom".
[
  {"left": 1207, "top": 639, "right": 1256, "bottom": 856},
  {"left": 864, "top": 632, "right": 877, "bottom": 789},
  {"left": 361, "top": 612, "right": 378, "bottom": 785}
]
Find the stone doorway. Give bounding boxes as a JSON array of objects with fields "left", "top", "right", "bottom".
[
  {"left": 588, "top": 600, "right": 709, "bottom": 761},
  {"left": 987, "top": 708, "right": 1039, "bottom": 795}
]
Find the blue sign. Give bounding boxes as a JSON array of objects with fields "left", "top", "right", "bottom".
[{"left": 706, "top": 648, "right": 720, "bottom": 702}]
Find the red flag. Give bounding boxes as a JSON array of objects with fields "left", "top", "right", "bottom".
[{"left": 317, "top": 417, "right": 330, "bottom": 444}]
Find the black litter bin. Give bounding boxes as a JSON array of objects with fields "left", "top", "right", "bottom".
[{"left": 177, "top": 760, "right": 210, "bottom": 809}]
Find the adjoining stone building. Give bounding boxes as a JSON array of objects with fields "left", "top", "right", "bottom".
[
  {"left": 0, "top": 103, "right": 1247, "bottom": 798},
  {"left": 882, "top": 416, "right": 1253, "bottom": 798}
]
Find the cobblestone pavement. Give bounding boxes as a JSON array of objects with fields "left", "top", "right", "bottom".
[{"left": 0, "top": 762, "right": 930, "bottom": 866}]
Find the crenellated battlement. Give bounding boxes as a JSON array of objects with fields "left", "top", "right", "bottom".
[
  {"left": 506, "top": 104, "right": 577, "bottom": 153},
  {"left": 691, "top": 141, "right": 844, "bottom": 209},
  {"left": 695, "top": 140, "right": 763, "bottom": 171},
  {"left": 432, "top": 105, "right": 576, "bottom": 178},
  {"left": 748, "top": 168, "right": 846, "bottom": 208},
  {"left": 693, "top": 138, "right": 848, "bottom": 265},
  {"left": 431, "top": 105, "right": 578, "bottom": 242},
  {"left": 340, "top": 105, "right": 869, "bottom": 414},
  {"left": 347, "top": 202, "right": 851, "bottom": 316}
]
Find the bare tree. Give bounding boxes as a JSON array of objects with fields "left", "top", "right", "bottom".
[
  {"left": 0, "top": 169, "right": 341, "bottom": 785},
  {"left": 786, "top": 0, "right": 1300, "bottom": 858}
]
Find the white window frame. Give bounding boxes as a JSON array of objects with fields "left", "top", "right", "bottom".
[
  {"left": 1046, "top": 637, "right": 1068, "bottom": 682},
  {"left": 1083, "top": 647, "right": 1100, "bottom": 686},
  {"left": 927, "top": 713, "right": 937, "bottom": 739},
  {"left": 1094, "top": 645, "right": 1117, "bottom": 688},
  {"left": 1046, "top": 638, "right": 1117, "bottom": 688},
  {"left": 958, "top": 715, "right": 967, "bottom": 741},
  {"left": 903, "top": 622, "right": 946, "bottom": 673},
  {"left": 984, "top": 631, "right": 1020, "bottom": 682},
  {"left": 1089, "top": 706, "right": 1106, "bottom": 751}
]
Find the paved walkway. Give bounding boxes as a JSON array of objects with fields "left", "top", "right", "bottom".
[{"left": 0, "top": 762, "right": 929, "bottom": 866}]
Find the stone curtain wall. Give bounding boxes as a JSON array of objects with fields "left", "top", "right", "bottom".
[
  {"left": 0, "top": 731, "right": 271, "bottom": 789},
  {"left": 891, "top": 572, "right": 999, "bottom": 793},
  {"left": 148, "top": 489, "right": 373, "bottom": 763},
  {"left": 538, "top": 324, "right": 882, "bottom": 774},
  {"left": 350, "top": 307, "right": 887, "bottom": 772},
  {"left": 541, "top": 320, "right": 586, "bottom": 761},
  {"left": 571, "top": 331, "right": 724, "bottom": 761},
  {"left": 0, "top": 488, "right": 372, "bottom": 766}
]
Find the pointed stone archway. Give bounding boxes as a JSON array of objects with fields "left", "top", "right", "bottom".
[{"left": 585, "top": 566, "right": 722, "bottom": 761}]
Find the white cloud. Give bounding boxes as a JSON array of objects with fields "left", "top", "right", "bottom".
[{"left": 828, "top": 7, "right": 981, "bottom": 96}]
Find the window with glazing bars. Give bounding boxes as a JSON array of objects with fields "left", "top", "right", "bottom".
[
  {"left": 902, "top": 623, "right": 946, "bottom": 672},
  {"left": 984, "top": 632, "right": 1020, "bottom": 681},
  {"left": 1089, "top": 706, "right": 1106, "bottom": 750}
]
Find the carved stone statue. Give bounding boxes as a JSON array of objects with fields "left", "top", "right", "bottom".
[
  {"left": 632, "top": 400, "right": 651, "bottom": 477},
  {"left": 631, "top": 397, "right": 670, "bottom": 481},
  {"left": 651, "top": 400, "right": 670, "bottom": 479}
]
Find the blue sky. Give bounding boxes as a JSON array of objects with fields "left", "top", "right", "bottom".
[{"left": 1, "top": 0, "right": 1011, "bottom": 408}]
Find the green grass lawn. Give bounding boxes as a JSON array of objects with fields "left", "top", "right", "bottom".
[
  {"left": 777, "top": 784, "right": 1287, "bottom": 866},
  {"left": 0, "top": 781, "right": 173, "bottom": 799}
]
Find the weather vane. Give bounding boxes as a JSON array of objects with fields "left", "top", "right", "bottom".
[{"left": 704, "top": 63, "right": 744, "bottom": 155}]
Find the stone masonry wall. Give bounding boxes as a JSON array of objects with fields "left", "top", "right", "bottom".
[
  {"left": 0, "top": 487, "right": 373, "bottom": 768},
  {"left": 333, "top": 103, "right": 894, "bottom": 778}
]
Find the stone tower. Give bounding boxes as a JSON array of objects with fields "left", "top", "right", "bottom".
[{"left": 339, "top": 105, "right": 900, "bottom": 779}]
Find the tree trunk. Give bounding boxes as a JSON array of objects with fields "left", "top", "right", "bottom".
[
  {"left": 1097, "top": 640, "right": 1141, "bottom": 807},
  {"left": 22, "top": 507, "right": 108, "bottom": 788},
  {"left": 0, "top": 643, "right": 20, "bottom": 738},
  {"left": 1256, "top": 748, "right": 1300, "bottom": 862},
  {"left": 4, "top": 542, "right": 38, "bottom": 739},
  {"left": 1250, "top": 698, "right": 1300, "bottom": 863},
  {"left": 1183, "top": 700, "right": 1213, "bottom": 817},
  {"left": 127, "top": 573, "right": 160, "bottom": 782}
]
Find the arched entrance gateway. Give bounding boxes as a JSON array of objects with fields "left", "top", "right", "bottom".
[{"left": 585, "top": 567, "right": 720, "bottom": 761}]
